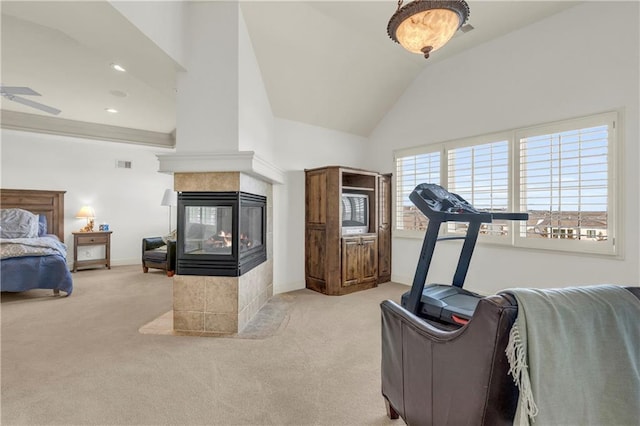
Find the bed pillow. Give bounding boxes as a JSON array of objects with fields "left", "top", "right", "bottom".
[
  {"left": 0, "top": 208, "right": 40, "bottom": 239},
  {"left": 38, "top": 214, "right": 48, "bottom": 236}
]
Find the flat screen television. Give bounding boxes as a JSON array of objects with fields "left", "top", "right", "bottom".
[{"left": 341, "top": 193, "right": 369, "bottom": 235}]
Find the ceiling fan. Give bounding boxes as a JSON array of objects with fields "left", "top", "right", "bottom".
[{"left": 0, "top": 86, "right": 61, "bottom": 115}]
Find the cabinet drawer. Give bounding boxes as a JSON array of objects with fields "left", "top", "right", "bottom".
[{"left": 77, "top": 235, "right": 108, "bottom": 245}]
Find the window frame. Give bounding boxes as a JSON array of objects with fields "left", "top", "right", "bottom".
[
  {"left": 444, "top": 132, "right": 513, "bottom": 245},
  {"left": 393, "top": 111, "right": 620, "bottom": 257},
  {"left": 394, "top": 146, "right": 443, "bottom": 239},
  {"left": 513, "top": 112, "right": 618, "bottom": 255}
]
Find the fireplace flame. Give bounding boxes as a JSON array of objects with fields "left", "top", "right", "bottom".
[{"left": 218, "top": 230, "right": 232, "bottom": 247}]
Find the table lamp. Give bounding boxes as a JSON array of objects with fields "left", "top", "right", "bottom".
[{"left": 76, "top": 205, "right": 95, "bottom": 232}]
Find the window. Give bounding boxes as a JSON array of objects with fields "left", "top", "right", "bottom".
[
  {"left": 186, "top": 206, "right": 220, "bottom": 226},
  {"left": 394, "top": 111, "right": 618, "bottom": 255},
  {"left": 515, "top": 113, "right": 616, "bottom": 254},
  {"left": 395, "top": 150, "right": 440, "bottom": 232},
  {"left": 447, "top": 139, "right": 509, "bottom": 238}
]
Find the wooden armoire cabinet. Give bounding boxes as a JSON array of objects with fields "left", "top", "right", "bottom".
[{"left": 305, "top": 166, "right": 392, "bottom": 295}]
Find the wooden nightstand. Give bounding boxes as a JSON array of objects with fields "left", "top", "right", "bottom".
[{"left": 72, "top": 231, "right": 112, "bottom": 272}]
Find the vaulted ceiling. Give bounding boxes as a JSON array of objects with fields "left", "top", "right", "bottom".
[{"left": 0, "top": 1, "right": 581, "bottom": 145}]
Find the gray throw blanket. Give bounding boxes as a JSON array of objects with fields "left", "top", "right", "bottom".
[
  {"left": 503, "top": 285, "right": 640, "bottom": 426},
  {"left": 0, "top": 236, "right": 67, "bottom": 259}
]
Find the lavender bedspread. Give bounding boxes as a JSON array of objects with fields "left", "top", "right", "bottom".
[{"left": 0, "top": 236, "right": 73, "bottom": 295}]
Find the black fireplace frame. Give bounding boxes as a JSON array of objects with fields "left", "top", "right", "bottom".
[{"left": 177, "top": 191, "right": 267, "bottom": 277}]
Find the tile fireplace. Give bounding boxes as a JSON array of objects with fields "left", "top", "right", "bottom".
[{"left": 167, "top": 170, "right": 275, "bottom": 335}]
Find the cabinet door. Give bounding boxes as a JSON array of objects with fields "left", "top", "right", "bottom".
[
  {"left": 306, "top": 228, "right": 327, "bottom": 287},
  {"left": 378, "top": 174, "right": 392, "bottom": 281},
  {"left": 342, "top": 236, "right": 378, "bottom": 287},
  {"left": 359, "top": 235, "right": 378, "bottom": 286},
  {"left": 306, "top": 170, "right": 327, "bottom": 225},
  {"left": 341, "top": 237, "right": 361, "bottom": 287}
]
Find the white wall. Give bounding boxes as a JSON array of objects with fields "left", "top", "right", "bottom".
[
  {"left": 1, "top": 129, "right": 174, "bottom": 267},
  {"left": 274, "top": 118, "right": 368, "bottom": 170},
  {"left": 109, "top": 0, "right": 187, "bottom": 69},
  {"left": 238, "top": 9, "right": 276, "bottom": 165},
  {"left": 272, "top": 118, "right": 369, "bottom": 293},
  {"left": 367, "top": 2, "right": 640, "bottom": 294}
]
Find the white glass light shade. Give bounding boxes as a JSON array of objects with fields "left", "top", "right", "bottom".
[
  {"left": 395, "top": 8, "right": 460, "bottom": 55},
  {"left": 75, "top": 205, "right": 95, "bottom": 219},
  {"left": 161, "top": 189, "right": 177, "bottom": 207},
  {"left": 387, "top": 0, "right": 470, "bottom": 59}
]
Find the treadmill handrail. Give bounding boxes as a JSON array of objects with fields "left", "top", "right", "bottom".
[
  {"left": 409, "top": 186, "right": 528, "bottom": 223},
  {"left": 490, "top": 212, "right": 529, "bottom": 221}
]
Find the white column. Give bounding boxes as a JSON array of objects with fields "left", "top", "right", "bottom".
[{"left": 176, "top": 1, "right": 240, "bottom": 153}]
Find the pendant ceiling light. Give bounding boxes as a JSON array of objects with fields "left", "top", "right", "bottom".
[{"left": 387, "top": 0, "right": 470, "bottom": 59}]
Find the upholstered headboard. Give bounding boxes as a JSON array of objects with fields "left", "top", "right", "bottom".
[{"left": 0, "top": 189, "right": 66, "bottom": 241}]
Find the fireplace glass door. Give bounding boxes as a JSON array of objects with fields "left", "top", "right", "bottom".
[
  {"left": 184, "top": 206, "right": 234, "bottom": 255},
  {"left": 240, "top": 205, "right": 263, "bottom": 253}
]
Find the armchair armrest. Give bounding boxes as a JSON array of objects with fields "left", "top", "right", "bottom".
[{"left": 142, "top": 237, "right": 166, "bottom": 252}]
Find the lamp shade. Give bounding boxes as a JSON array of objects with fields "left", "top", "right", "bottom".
[
  {"left": 161, "top": 189, "right": 177, "bottom": 207},
  {"left": 75, "top": 205, "right": 95, "bottom": 219},
  {"left": 388, "top": 0, "right": 470, "bottom": 58}
]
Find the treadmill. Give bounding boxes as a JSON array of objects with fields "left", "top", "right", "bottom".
[{"left": 401, "top": 183, "right": 528, "bottom": 327}]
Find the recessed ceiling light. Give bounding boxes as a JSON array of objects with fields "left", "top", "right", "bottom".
[
  {"left": 105, "top": 108, "right": 118, "bottom": 113},
  {"left": 111, "top": 63, "right": 126, "bottom": 72}
]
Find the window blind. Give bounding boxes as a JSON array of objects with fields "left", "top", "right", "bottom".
[
  {"left": 395, "top": 151, "right": 441, "bottom": 231},
  {"left": 187, "top": 206, "right": 220, "bottom": 226},
  {"left": 518, "top": 124, "right": 609, "bottom": 243},
  {"left": 448, "top": 140, "right": 509, "bottom": 237}
]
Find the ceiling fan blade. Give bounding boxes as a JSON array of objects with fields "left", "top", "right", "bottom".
[
  {"left": 0, "top": 86, "right": 41, "bottom": 96},
  {"left": 6, "top": 95, "right": 61, "bottom": 115}
]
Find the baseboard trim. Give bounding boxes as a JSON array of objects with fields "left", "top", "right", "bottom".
[{"left": 390, "top": 274, "right": 412, "bottom": 286}]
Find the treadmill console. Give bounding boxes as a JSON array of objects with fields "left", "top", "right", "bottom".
[{"left": 413, "top": 183, "right": 478, "bottom": 215}]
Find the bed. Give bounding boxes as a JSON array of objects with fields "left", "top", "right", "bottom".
[{"left": 1, "top": 189, "right": 73, "bottom": 296}]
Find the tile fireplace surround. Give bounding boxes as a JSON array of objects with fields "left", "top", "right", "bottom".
[{"left": 172, "top": 171, "right": 273, "bottom": 335}]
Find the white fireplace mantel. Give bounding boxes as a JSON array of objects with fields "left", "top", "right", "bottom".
[{"left": 156, "top": 151, "right": 285, "bottom": 184}]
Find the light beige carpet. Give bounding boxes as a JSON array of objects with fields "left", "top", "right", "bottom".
[{"left": 1, "top": 265, "right": 408, "bottom": 425}]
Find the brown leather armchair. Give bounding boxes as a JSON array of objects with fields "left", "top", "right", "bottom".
[
  {"left": 380, "top": 287, "right": 640, "bottom": 426},
  {"left": 142, "top": 237, "right": 176, "bottom": 277}
]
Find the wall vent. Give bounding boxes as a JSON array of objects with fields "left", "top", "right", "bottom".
[{"left": 116, "top": 160, "right": 132, "bottom": 169}]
